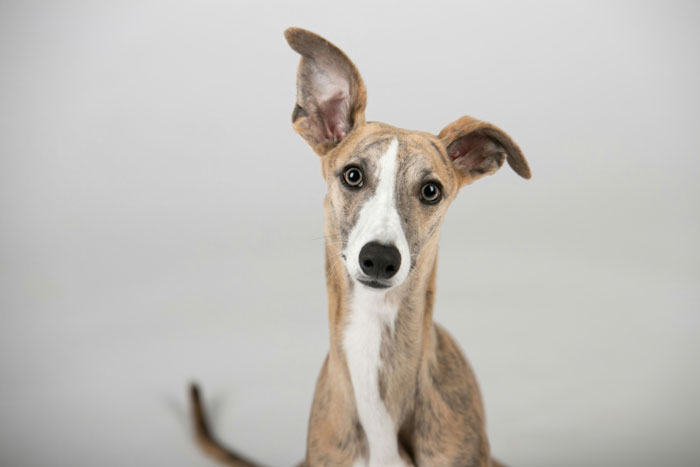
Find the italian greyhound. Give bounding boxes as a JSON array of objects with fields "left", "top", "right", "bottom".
[{"left": 190, "top": 27, "right": 531, "bottom": 467}]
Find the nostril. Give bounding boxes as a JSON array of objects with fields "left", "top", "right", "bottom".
[
  {"left": 363, "top": 259, "right": 374, "bottom": 269},
  {"left": 385, "top": 264, "right": 396, "bottom": 274}
]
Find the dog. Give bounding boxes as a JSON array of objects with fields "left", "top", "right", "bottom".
[{"left": 190, "top": 27, "right": 531, "bottom": 467}]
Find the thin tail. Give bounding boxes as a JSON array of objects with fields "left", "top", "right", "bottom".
[{"left": 189, "top": 383, "right": 262, "bottom": 467}]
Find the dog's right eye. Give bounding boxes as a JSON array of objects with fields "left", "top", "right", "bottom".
[{"left": 342, "top": 166, "right": 364, "bottom": 188}]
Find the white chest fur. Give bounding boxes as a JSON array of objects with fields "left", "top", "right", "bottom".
[{"left": 343, "top": 288, "right": 408, "bottom": 467}]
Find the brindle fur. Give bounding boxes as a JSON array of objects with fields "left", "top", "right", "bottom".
[{"left": 190, "top": 27, "right": 530, "bottom": 467}]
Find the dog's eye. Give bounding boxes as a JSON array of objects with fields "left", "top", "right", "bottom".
[
  {"left": 342, "top": 166, "right": 363, "bottom": 188},
  {"left": 420, "top": 182, "right": 442, "bottom": 204}
]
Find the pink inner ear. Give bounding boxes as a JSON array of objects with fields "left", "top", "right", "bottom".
[
  {"left": 448, "top": 133, "right": 495, "bottom": 172},
  {"left": 308, "top": 67, "right": 352, "bottom": 143},
  {"left": 448, "top": 132, "right": 507, "bottom": 176},
  {"left": 319, "top": 91, "right": 349, "bottom": 140}
]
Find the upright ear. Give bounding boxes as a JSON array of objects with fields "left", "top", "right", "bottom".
[
  {"left": 438, "top": 116, "right": 531, "bottom": 186},
  {"left": 285, "top": 27, "right": 367, "bottom": 156}
]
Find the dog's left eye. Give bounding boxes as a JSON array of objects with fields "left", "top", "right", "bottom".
[{"left": 420, "top": 182, "right": 442, "bottom": 204}]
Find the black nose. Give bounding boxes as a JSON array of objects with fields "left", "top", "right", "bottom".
[{"left": 359, "top": 242, "right": 401, "bottom": 280}]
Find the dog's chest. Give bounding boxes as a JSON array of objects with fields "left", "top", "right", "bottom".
[{"left": 343, "top": 290, "right": 408, "bottom": 467}]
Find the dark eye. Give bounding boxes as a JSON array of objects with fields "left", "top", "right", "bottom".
[
  {"left": 420, "top": 182, "right": 442, "bottom": 204},
  {"left": 342, "top": 166, "right": 363, "bottom": 188}
]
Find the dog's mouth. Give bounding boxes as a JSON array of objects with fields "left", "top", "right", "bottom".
[{"left": 357, "top": 278, "right": 391, "bottom": 289}]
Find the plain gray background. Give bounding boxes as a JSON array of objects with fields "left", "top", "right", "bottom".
[{"left": 1, "top": 1, "right": 699, "bottom": 466}]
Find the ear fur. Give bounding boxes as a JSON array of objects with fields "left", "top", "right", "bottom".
[
  {"left": 285, "top": 28, "right": 367, "bottom": 156},
  {"left": 438, "top": 115, "right": 531, "bottom": 185}
]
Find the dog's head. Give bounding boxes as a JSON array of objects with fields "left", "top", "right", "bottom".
[{"left": 285, "top": 28, "right": 531, "bottom": 292}]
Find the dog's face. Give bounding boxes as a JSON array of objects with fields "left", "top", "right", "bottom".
[
  {"left": 285, "top": 28, "right": 531, "bottom": 292},
  {"left": 321, "top": 125, "right": 456, "bottom": 290}
]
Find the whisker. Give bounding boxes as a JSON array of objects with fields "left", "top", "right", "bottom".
[
  {"left": 326, "top": 253, "right": 347, "bottom": 283},
  {"left": 309, "top": 234, "right": 343, "bottom": 242},
  {"left": 324, "top": 241, "right": 348, "bottom": 247}
]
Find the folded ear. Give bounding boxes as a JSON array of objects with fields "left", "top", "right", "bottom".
[
  {"left": 285, "top": 27, "right": 367, "bottom": 156},
  {"left": 438, "top": 116, "right": 531, "bottom": 186}
]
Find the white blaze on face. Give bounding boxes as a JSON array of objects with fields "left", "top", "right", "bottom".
[
  {"left": 344, "top": 137, "right": 411, "bottom": 288},
  {"left": 343, "top": 138, "right": 411, "bottom": 466}
]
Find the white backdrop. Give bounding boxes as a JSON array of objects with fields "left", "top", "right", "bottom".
[{"left": 1, "top": 1, "right": 699, "bottom": 466}]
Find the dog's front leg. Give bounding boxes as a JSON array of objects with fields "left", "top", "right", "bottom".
[
  {"left": 304, "top": 357, "right": 367, "bottom": 466},
  {"left": 410, "top": 326, "right": 492, "bottom": 467}
]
